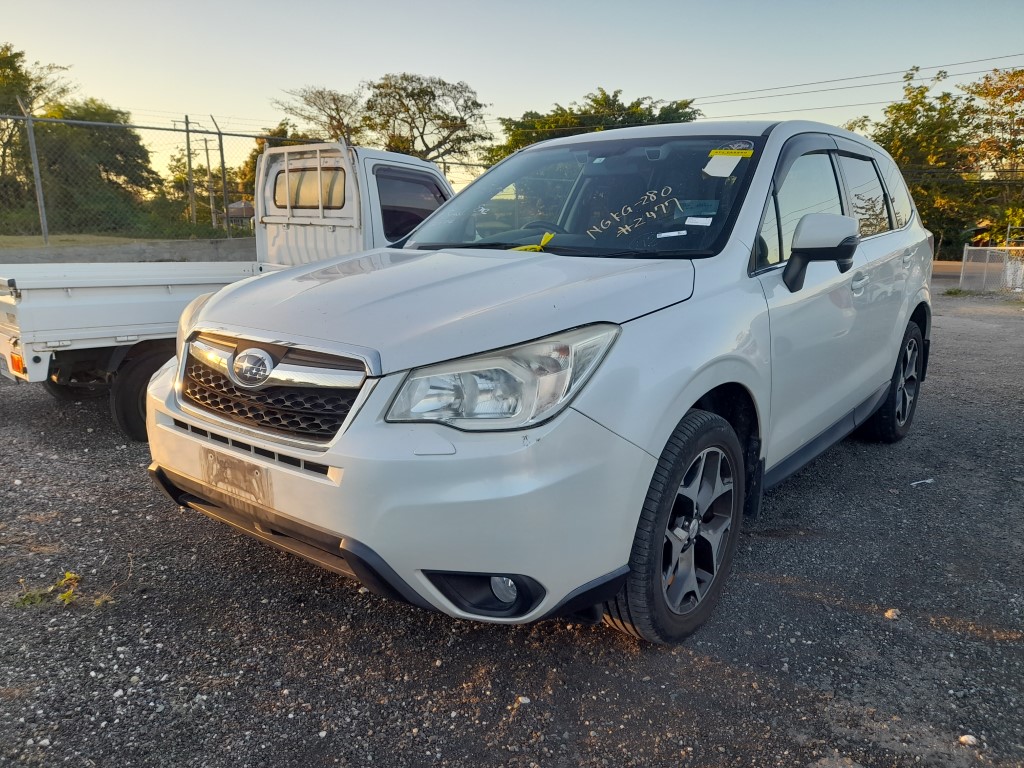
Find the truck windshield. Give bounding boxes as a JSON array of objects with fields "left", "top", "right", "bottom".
[{"left": 406, "top": 134, "right": 764, "bottom": 257}]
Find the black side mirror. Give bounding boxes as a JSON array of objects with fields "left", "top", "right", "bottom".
[{"left": 783, "top": 213, "right": 860, "bottom": 292}]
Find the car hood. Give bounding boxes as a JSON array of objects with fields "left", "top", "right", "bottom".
[{"left": 197, "top": 248, "right": 695, "bottom": 373}]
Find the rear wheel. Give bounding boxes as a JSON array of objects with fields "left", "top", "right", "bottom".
[
  {"left": 43, "top": 378, "right": 108, "bottom": 401},
  {"left": 604, "top": 410, "right": 745, "bottom": 644},
  {"left": 110, "top": 350, "right": 173, "bottom": 442},
  {"left": 859, "top": 321, "right": 924, "bottom": 443}
]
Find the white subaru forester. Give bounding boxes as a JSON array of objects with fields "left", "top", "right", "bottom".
[{"left": 148, "top": 120, "right": 932, "bottom": 644}]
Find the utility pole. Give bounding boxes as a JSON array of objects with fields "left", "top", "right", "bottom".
[
  {"left": 203, "top": 138, "right": 216, "bottom": 228},
  {"left": 210, "top": 116, "right": 231, "bottom": 236},
  {"left": 184, "top": 115, "right": 197, "bottom": 225}
]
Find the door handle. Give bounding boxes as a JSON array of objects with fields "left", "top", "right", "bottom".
[
  {"left": 901, "top": 249, "right": 914, "bottom": 267},
  {"left": 851, "top": 274, "right": 870, "bottom": 290}
]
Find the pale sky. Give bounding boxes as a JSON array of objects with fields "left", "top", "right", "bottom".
[{"left": 5, "top": 0, "right": 1023, "bottom": 183}]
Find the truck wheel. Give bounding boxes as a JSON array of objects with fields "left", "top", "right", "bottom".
[
  {"left": 604, "top": 410, "right": 744, "bottom": 644},
  {"left": 110, "top": 350, "right": 173, "bottom": 442},
  {"left": 859, "top": 321, "right": 924, "bottom": 444},
  {"left": 44, "top": 379, "right": 108, "bottom": 401}
]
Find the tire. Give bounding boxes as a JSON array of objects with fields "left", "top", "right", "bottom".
[
  {"left": 110, "top": 350, "right": 174, "bottom": 442},
  {"left": 859, "top": 321, "right": 924, "bottom": 444},
  {"left": 604, "top": 410, "right": 745, "bottom": 644},
  {"left": 43, "top": 378, "right": 108, "bottom": 401}
]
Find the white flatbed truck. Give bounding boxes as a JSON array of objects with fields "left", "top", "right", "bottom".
[{"left": 0, "top": 143, "right": 453, "bottom": 439}]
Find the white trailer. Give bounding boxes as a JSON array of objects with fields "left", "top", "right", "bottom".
[{"left": 0, "top": 143, "right": 453, "bottom": 439}]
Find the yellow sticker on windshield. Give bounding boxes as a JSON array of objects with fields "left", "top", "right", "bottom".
[{"left": 709, "top": 148, "right": 754, "bottom": 157}]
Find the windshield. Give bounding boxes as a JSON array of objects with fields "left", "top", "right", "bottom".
[{"left": 406, "top": 134, "right": 764, "bottom": 257}]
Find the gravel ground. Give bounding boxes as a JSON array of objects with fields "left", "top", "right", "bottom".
[{"left": 1, "top": 292, "right": 1022, "bottom": 768}]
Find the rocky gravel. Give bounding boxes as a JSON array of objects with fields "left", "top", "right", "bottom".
[{"left": 1, "top": 291, "right": 1022, "bottom": 767}]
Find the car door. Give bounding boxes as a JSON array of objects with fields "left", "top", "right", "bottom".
[
  {"left": 753, "top": 134, "right": 872, "bottom": 474},
  {"left": 363, "top": 161, "right": 453, "bottom": 246},
  {"left": 833, "top": 139, "right": 911, "bottom": 397}
]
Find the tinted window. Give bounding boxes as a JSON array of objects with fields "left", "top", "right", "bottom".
[
  {"left": 777, "top": 153, "right": 843, "bottom": 256},
  {"left": 273, "top": 168, "right": 345, "bottom": 210},
  {"left": 880, "top": 158, "right": 914, "bottom": 228},
  {"left": 838, "top": 155, "right": 890, "bottom": 237},
  {"left": 755, "top": 193, "right": 782, "bottom": 269},
  {"left": 376, "top": 171, "right": 449, "bottom": 241}
]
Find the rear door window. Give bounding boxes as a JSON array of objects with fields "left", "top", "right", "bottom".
[{"left": 837, "top": 155, "right": 891, "bottom": 237}]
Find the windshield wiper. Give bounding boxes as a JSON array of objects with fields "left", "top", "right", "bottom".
[{"left": 413, "top": 242, "right": 526, "bottom": 251}]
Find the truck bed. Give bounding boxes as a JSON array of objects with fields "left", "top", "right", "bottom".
[{"left": 1, "top": 261, "right": 259, "bottom": 382}]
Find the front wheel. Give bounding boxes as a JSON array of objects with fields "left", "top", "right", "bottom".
[
  {"left": 859, "top": 321, "right": 924, "bottom": 443},
  {"left": 604, "top": 410, "right": 745, "bottom": 644}
]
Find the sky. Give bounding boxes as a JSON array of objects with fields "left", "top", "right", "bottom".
[{"left": 5, "top": 0, "right": 1024, "bottom": 184}]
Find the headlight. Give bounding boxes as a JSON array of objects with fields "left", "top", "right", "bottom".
[
  {"left": 175, "top": 292, "right": 214, "bottom": 360},
  {"left": 387, "top": 324, "right": 619, "bottom": 431}
]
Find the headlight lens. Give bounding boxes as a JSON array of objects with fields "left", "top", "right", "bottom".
[
  {"left": 175, "top": 292, "right": 214, "bottom": 360},
  {"left": 387, "top": 324, "right": 619, "bottom": 430}
]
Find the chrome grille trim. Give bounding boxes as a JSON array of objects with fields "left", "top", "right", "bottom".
[
  {"left": 189, "top": 337, "right": 365, "bottom": 390},
  {"left": 175, "top": 333, "right": 378, "bottom": 451}
]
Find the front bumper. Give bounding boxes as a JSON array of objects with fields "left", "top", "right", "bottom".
[{"left": 146, "top": 360, "right": 655, "bottom": 623}]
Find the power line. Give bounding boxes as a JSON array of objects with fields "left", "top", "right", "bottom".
[
  {"left": 696, "top": 67, "right": 1003, "bottom": 106},
  {"left": 688, "top": 52, "right": 1024, "bottom": 100}
]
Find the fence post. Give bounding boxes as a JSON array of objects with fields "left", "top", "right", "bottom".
[
  {"left": 982, "top": 249, "right": 991, "bottom": 291},
  {"left": 17, "top": 98, "right": 49, "bottom": 246},
  {"left": 210, "top": 116, "right": 231, "bottom": 237},
  {"left": 960, "top": 244, "right": 968, "bottom": 289}
]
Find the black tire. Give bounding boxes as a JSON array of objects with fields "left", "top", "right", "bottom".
[
  {"left": 110, "top": 350, "right": 174, "bottom": 442},
  {"left": 859, "top": 321, "right": 924, "bottom": 444},
  {"left": 43, "top": 378, "right": 108, "bottom": 401},
  {"left": 604, "top": 410, "right": 745, "bottom": 644}
]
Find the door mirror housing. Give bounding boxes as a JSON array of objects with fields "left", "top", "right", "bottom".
[{"left": 783, "top": 213, "right": 860, "bottom": 292}]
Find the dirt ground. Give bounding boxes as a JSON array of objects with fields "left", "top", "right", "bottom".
[{"left": 1, "top": 291, "right": 1021, "bottom": 767}]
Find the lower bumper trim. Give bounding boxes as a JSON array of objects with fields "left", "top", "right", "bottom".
[{"left": 148, "top": 463, "right": 433, "bottom": 611}]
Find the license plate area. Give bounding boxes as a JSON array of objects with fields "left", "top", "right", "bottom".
[
  {"left": 200, "top": 448, "right": 274, "bottom": 509},
  {"left": 0, "top": 355, "right": 12, "bottom": 381}
]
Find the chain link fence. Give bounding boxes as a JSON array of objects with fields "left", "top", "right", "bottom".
[
  {"left": 959, "top": 246, "right": 1024, "bottom": 293},
  {"left": 0, "top": 114, "right": 319, "bottom": 249}
]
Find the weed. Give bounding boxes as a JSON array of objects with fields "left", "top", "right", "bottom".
[{"left": 16, "top": 571, "right": 82, "bottom": 608}]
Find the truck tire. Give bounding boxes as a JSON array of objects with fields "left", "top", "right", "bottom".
[
  {"left": 604, "top": 410, "right": 744, "bottom": 644},
  {"left": 44, "top": 379, "right": 108, "bottom": 401},
  {"left": 110, "top": 350, "right": 173, "bottom": 442}
]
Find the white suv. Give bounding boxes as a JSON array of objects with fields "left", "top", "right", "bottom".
[{"left": 148, "top": 120, "right": 932, "bottom": 644}]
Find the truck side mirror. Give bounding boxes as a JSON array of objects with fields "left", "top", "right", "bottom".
[{"left": 783, "top": 213, "right": 860, "bottom": 292}]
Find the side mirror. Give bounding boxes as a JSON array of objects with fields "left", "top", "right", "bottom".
[{"left": 783, "top": 213, "right": 860, "bottom": 292}]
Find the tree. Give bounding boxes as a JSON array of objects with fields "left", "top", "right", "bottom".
[
  {"left": 962, "top": 68, "right": 1024, "bottom": 239},
  {"left": 35, "top": 99, "right": 161, "bottom": 232},
  {"left": 848, "top": 70, "right": 985, "bottom": 256},
  {"left": 485, "top": 88, "right": 701, "bottom": 164},
  {"left": 361, "top": 73, "right": 491, "bottom": 162},
  {"left": 0, "top": 43, "right": 70, "bottom": 222},
  {"left": 272, "top": 86, "right": 364, "bottom": 145}
]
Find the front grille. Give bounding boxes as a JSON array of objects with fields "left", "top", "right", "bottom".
[{"left": 182, "top": 359, "right": 360, "bottom": 442}]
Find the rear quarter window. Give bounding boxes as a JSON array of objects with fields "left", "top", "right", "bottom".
[{"left": 880, "top": 159, "right": 914, "bottom": 229}]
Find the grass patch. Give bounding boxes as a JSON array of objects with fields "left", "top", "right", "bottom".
[
  {"left": 944, "top": 287, "right": 977, "bottom": 296},
  {"left": 0, "top": 234, "right": 156, "bottom": 249}
]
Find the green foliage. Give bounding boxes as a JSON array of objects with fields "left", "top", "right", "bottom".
[
  {"left": 273, "top": 87, "right": 365, "bottom": 145},
  {"left": 276, "top": 73, "right": 491, "bottom": 163},
  {"left": 850, "top": 67, "right": 1024, "bottom": 254},
  {"left": 485, "top": 88, "right": 701, "bottom": 164},
  {"left": 16, "top": 571, "right": 81, "bottom": 608},
  {"left": 362, "top": 73, "right": 491, "bottom": 162}
]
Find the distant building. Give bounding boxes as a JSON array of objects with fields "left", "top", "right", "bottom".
[{"left": 227, "top": 200, "right": 255, "bottom": 229}]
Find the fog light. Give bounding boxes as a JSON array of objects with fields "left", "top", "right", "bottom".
[{"left": 490, "top": 576, "right": 518, "bottom": 603}]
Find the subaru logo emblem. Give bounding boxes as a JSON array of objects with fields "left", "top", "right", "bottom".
[{"left": 230, "top": 348, "right": 274, "bottom": 388}]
